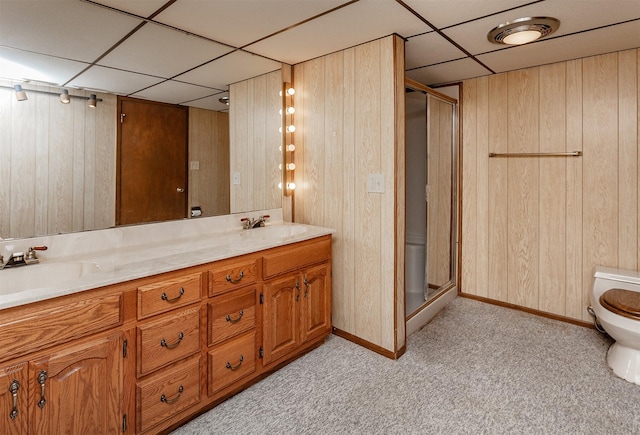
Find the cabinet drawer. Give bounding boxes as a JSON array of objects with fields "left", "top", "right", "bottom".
[
  {"left": 262, "top": 237, "right": 331, "bottom": 279},
  {"left": 137, "top": 305, "right": 200, "bottom": 376},
  {"left": 137, "top": 356, "right": 200, "bottom": 434},
  {"left": 137, "top": 272, "right": 202, "bottom": 319},
  {"left": 208, "top": 256, "right": 258, "bottom": 296},
  {"left": 208, "top": 286, "right": 257, "bottom": 346},
  {"left": 208, "top": 331, "right": 256, "bottom": 395},
  {"left": 0, "top": 292, "right": 122, "bottom": 363}
]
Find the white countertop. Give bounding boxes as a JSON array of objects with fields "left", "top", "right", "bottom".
[{"left": 0, "top": 210, "right": 334, "bottom": 310}]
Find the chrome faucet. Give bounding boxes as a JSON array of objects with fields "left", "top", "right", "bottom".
[
  {"left": 240, "top": 215, "right": 270, "bottom": 229},
  {"left": 0, "top": 246, "right": 47, "bottom": 269}
]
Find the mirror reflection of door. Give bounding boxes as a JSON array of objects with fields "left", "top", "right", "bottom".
[{"left": 117, "top": 97, "right": 188, "bottom": 226}]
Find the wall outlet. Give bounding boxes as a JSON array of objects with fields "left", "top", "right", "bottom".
[
  {"left": 232, "top": 172, "right": 241, "bottom": 185},
  {"left": 190, "top": 161, "right": 200, "bottom": 170},
  {"left": 367, "top": 174, "right": 385, "bottom": 193}
]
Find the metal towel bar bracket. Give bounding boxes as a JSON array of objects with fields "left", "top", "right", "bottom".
[{"left": 488, "top": 151, "right": 582, "bottom": 158}]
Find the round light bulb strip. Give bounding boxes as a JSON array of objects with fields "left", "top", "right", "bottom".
[{"left": 282, "top": 82, "right": 296, "bottom": 195}]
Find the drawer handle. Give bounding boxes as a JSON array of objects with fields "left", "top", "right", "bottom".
[
  {"left": 160, "top": 385, "right": 184, "bottom": 404},
  {"left": 9, "top": 379, "right": 19, "bottom": 420},
  {"left": 226, "top": 355, "right": 244, "bottom": 371},
  {"left": 37, "top": 370, "right": 47, "bottom": 409},
  {"left": 225, "top": 271, "right": 244, "bottom": 284},
  {"left": 225, "top": 310, "right": 244, "bottom": 324},
  {"left": 161, "top": 287, "right": 185, "bottom": 302},
  {"left": 161, "top": 332, "right": 184, "bottom": 349}
]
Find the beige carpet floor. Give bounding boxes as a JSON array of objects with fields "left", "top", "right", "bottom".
[{"left": 172, "top": 297, "right": 640, "bottom": 434}]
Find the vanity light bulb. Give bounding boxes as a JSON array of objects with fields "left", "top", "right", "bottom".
[
  {"left": 287, "top": 163, "right": 296, "bottom": 170},
  {"left": 279, "top": 145, "right": 282, "bottom": 151},
  {"left": 279, "top": 164, "right": 283, "bottom": 170},
  {"left": 287, "top": 144, "right": 296, "bottom": 152},
  {"left": 279, "top": 127, "right": 282, "bottom": 133},
  {"left": 279, "top": 109, "right": 283, "bottom": 115},
  {"left": 287, "top": 182, "right": 296, "bottom": 190},
  {"left": 278, "top": 182, "right": 283, "bottom": 189},
  {"left": 287, "top": 87, "right": 295, "bottom": 96},
  {"left": 286, "top": 106, "right": 295, "bottom": 114},
  {"left": 286, "top": 125, "right": 296, "bottom": 133}
]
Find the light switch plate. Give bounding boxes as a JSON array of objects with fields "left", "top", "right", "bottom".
[
  {"left": 190, "top": 161, "right": 200, "bottom": 170},
  {"left": 367, "top": 174, "right": 385, "bottom": 193},
  {"left": 232, "top": 172, "right": 241, "bottom": 185}
]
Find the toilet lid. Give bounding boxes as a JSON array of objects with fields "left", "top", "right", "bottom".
[{"left": 600, "top": 289, "right": 640, "bottom": 320}]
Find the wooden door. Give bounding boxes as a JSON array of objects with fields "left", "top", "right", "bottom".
[
  {"left": 0, "top": 362, "right": 28, "bottom": 435},
  {"left": 262, "top": 275, "right": 300, "bottom": 365},
  {"left": 301, "top": 264, "right": 331, "bottom": 343},
  {"left": 30, "top": 333, "right": 123, "bottom": 435},
  {"left": 118, "top": 97, "right": 188, "bottom": 225}
]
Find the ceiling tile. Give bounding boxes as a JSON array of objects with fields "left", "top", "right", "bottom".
[
  {"left": 99, "top": 22, "right": 234, "bottom": 78},
  {"left": 131, "top": 80, "right": 219, "bottom": 105},
  {"left": 154, "top": 0, "right": 349, "bottom": 48},
  {"left": 175, "top": 51, "right": 281, "bottom": 90},
  {"left": 405, "top": 32, "right": 467, "bottom": 69},
  {"left": 67, "top": 66, "right": 164, "bottom": 95},
  {"left": 444, "top": 0, "right": 640, "bottom": 56},
  {"left": 478, "top": 20, "right": 640, "bottom": 73},
  {"left": 402, "top": 0, "right": 532, "bottom": 29},
  {"left": 185, "top": 91, "right": 230, "bottom": 112},
  {"left": 0, "top": 0, "right": 143, "bottom": 63},
  {"left": 244, "top": 0, "right": 430, "bottom": 64},
  {"left": 0, "top": 47, "right": 88, "bottom": 86},
  {"left": 406, "top": 57, "right": 491, "bottom": 86},
  {"left": 91, "top": 0, "right": 169, "bottom": 18}
]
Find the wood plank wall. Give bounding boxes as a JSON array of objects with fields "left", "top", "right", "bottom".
[
  {"left": 188, "top": 108, "right": 229, "bottom": 217},
  {"left": 461, "top": 49, "right": 639, "bottom": 322},
  {"left": 229, "top": 70, "right": 282, "bottom": 214},
  {"left": 293, "top": 35, "right": 406, "bottom": 353},
  {"left": 0, "top": 82, "right": 116, "bottom": 239}
]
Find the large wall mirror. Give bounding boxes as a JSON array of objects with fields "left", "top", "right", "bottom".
[{"left": 0, "top": 0, "right": 284, "bottom": 240}]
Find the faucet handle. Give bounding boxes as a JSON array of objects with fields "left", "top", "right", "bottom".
[{"left": 25, "top": 246, "right": 47, "bottom": 262}]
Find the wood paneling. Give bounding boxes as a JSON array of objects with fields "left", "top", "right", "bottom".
[
  {"left": 188, "top": 108, "right": 230, "bottom": 217},
  {"left": 0, "top": 82, "right": 116, "bottom": 238},
  {"left": 293, "top": 36, "right": 405, "bottom": 353},
  {"left": 229, "top": 69, "right": 282, "bottom": 214},
  {"left": 461, "top": 49, "right": 640, "bottom": 322}
]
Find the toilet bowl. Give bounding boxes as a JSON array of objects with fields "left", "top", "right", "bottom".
[{"left": 589, "top": 266, "right": 640, "bottom": 385}]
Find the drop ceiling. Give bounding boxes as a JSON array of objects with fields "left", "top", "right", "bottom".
[{"left": 1, "top": 0, "right": 639, "bottom": 111}]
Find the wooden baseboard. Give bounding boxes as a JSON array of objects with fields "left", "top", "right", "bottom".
[
  {"left": 332, "top": 328, "right": 406, "bottom": 360},
  {"left": 459, "top": 292, "right": 594, "bottom": 329}
]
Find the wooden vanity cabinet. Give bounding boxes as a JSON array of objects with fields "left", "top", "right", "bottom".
[
  {"left": 0, "top": 289, "right": 127, "bottom": 435},
  {"left": 262, "top": 237, "right": 332, "bottom": 366},
  {"left": 134, "top": 273, "right": 203, "bottom": 434},
  {"left": 0, "top": 234, "right": 332, "bottom": 434}
]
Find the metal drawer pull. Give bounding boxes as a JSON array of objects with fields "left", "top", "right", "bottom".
[
  {"left": 161, "top": 332, "right": 184, "bottom": 349},
  {"left": 226, "top": 355, "right": 244, "bottom": 371},
  {"left": 9, "top": 379, "right": 19, "bottom": 420},
  {"left": 226, "top": 310, "right": 244, "bottom": 324},
  {"left": 225, "top": 271, "right": 244, "bottom": 283},
  {"left": 160, "top": 385, "right": 183, "bottom": 404},
  {"left": 37, "top": 371, "right": 47, "bottom": 409},
  {"left": 161, "top": 287, "right": 184, "bottom": 302},
  {"left": 303, "top": 277, "right": 309, "bottom": 298}
]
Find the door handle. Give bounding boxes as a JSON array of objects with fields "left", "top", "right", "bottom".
[{"left": 176, "top": 187, "right": 185, "bottom": 193}]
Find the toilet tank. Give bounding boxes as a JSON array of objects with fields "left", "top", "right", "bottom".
[{"left": 593, "top": 266, "right": 640, "bottom": 299}]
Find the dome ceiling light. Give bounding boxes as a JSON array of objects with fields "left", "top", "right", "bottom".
[{"left": 488, "top": 16, "right": 560, "bottom": 45}]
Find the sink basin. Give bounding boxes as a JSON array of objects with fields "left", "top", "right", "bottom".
[{"left": 0, "top": 261, "right": 100, "bottom": 295}]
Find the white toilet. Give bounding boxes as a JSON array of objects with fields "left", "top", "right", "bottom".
[{"left": 590, "top": 266, "right": 640, "bottom": 385}]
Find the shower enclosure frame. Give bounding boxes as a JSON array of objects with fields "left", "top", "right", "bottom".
[{"left": 404, "top": 78, "right": 459, "bottom": 333}]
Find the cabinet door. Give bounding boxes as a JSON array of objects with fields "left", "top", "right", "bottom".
[
  {"left": 262, "top": 275, "right": 300, "bottom": 365},
  {"left": 301, "top": 264, "right": 332, "bottom": 343},
  {"left": 0, "top": 362, "right": 28, "bottom": 435},
  {"left": 30, "top": 333, "right": 123, "bottom": 435}
]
